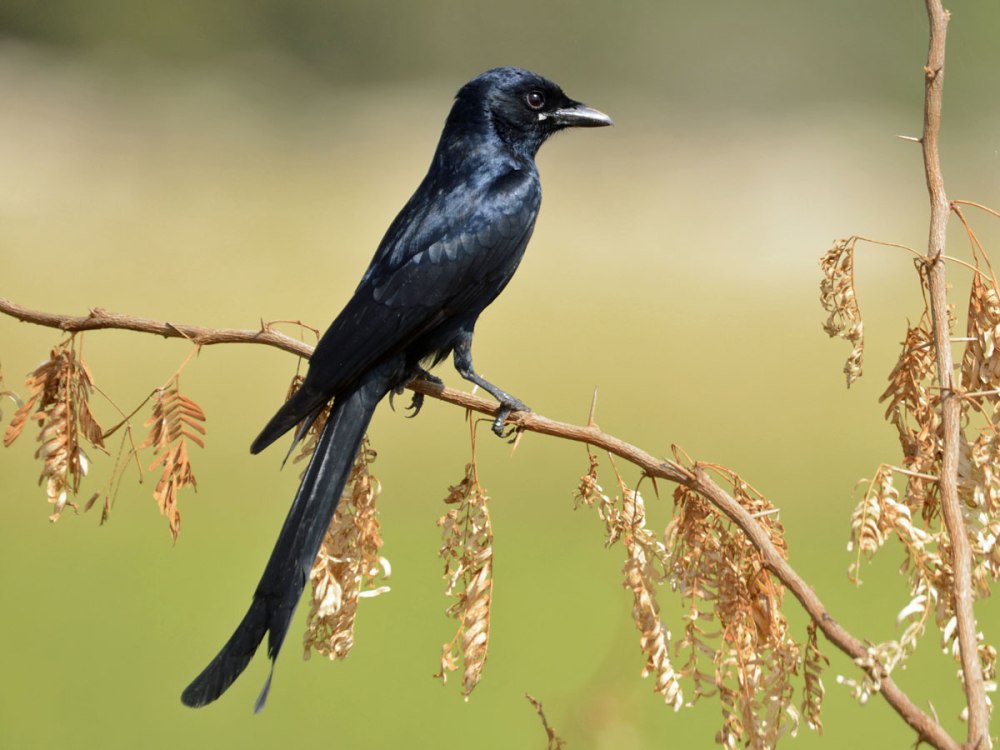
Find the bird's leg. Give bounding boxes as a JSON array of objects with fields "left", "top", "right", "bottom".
[
  {"left": 389, "top": 367, "right": 444, "bottom": 418},
  {"left": 452, "top": 333, "right": 529, "bottom": 438}
]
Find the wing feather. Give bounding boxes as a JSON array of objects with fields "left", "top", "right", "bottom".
[{"left": 282, "top": 168, "right": 540, "bottom": 426}]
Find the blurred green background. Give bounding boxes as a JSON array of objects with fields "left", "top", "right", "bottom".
[{"left": 2, "top": 1, "right": 999, "bottom": 748}]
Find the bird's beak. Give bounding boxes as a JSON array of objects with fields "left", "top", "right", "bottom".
[{"left": 547, "top": 101, "right": 614, "bottom": 128}]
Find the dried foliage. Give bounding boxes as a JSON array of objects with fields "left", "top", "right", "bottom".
[
  {"left": 576, "top": 449, "right": 684, "bottom": 710},
  {"left": 525, "top": 693, "right": 566, "bottom": 750},
  {"left": 834, "top": 212, "right": 1000, "bottom": 719},
  {"left": 290, "top": 372, "right": 392, "bottom": 661},
  {"left": 576, "top": 448, "right": 821, "bottom": 747},
  {"left": 964, "top": 412, "right": 1000, "bottom": 596},
  {"left": 844, "top": 382, "right": 959, "bottom": 699},
  {"left": 4, "top": 338, "right": 106, "bottom": 521},
  {"left": 820, "top": 237, "right": 865, "bottom": 386},
  {"left": 140, "top": 374, "right": 206, "bottom": 541},
  {"left": 961, "top": 269, "right": 1000, "bottom": 403},
  {"left": 303, "top": 438, "right": 390, "bottom": 661},
  {"left": 668, "top": 464, "right": 804, "bottom": 749},
  {"left": 435, "top": 458, "right": 494, "bottom": 699},
  {"left": 2, "top": 338, "right": 205, "bottom": 533},
  {"left": 880, "top": 321, "right": 940, "bottom": 516},
  {"left": 801, "top": 622, "right": 828, "bottom": 734},
  {"left": 4, "top": 10, "right": 998, "bottom": 746},
  {"left": 955, "top": 252, "right": 1000, "bottom": 696}
]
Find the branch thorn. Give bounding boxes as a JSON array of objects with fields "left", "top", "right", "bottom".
[{"left": 587, "top": 386, "right": 598, "bottom": 428}]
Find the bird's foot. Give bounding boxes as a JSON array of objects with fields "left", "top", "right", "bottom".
[
  {"left": 492, "top": 397, "right": 529, "bottom": 440},
  {"left": 389, "top": 369, "right": 444, "bottom": 418},
  {"left": 412, "top": 369, "right": 444, "bottom": 387}
]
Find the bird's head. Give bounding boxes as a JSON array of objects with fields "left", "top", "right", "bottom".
[{"left": 449, "top": 67, "right": 612, "bottom": 159}]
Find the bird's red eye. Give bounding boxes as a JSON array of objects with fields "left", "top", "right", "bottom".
[{"left": 526, "top": 91, "right": 546, "bottom": 110}]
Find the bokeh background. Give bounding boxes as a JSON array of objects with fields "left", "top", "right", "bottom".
[{"left": 2, "top": 1, "right": 999, "bottom": 748}]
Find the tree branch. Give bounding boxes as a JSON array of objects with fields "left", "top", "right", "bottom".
[
  {"left": 0, "top": 295, "right": 962, "bottom": 749},
  {"left": 0, "top": 296, "right": 314, "bottom": 359},
  {"left": 920, "top": 3, "right": 990, "bottom": 747}
]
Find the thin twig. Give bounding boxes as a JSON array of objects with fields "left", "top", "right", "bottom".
[
  {"left": 920, "top": 3, "right": 990, "bottom": 748},
  {"left": 888, "top": 466, "right": 940, "bottom": 482},
  {"left": 0, "top": 297, "right": 313, "bottom": 359},
  {"left": 525, "top": 693, "right": 565, "bottom": 750},
  {"left": 850, "top": 234, "right": 982, "bottom": 275},
  {"left": 852, "top": 234, "right": 922, "bottom": 256},
  {"left": 953, "top": 204, "right": 1000, "bottom": 286},
  {"left": 953, "top": 199, "right": 1000, "bottom": 221}
]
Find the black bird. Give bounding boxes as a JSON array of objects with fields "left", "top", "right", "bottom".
[{"left": 181, "top": 66, "right": 611, "bottom": 710}]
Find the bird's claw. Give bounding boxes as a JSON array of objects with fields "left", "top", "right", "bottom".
[
  {"left": 389, "top": 386, "right": 427, "bottom": 417},
  {"left": 390, "top": 370, "right": 443, "bottom": 417},
  {"left": 405, "top": 391, "right": 424, "bottom": 418},
  {"left": 491, "top": 399, "right": 529, "bottom": 440}
]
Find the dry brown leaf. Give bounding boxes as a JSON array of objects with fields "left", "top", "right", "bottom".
[
  {"left": 835, "top": 252, "right": 1000, "bottom": 696},
  {"left": 303, "top": 438, "right": 389, "bottom": 661},
  {"left": 963, "top": 409, "right": 1000, "bottom": 598},
  {"left": 574, "top": 447, "right": 620, "bottom": 545},
  {"left": 140, "top": 377, "right": 205, "bottom": 540},
  {"left": 847, "top": 464, "right": 896, "bottom": 581},
  {"left": 578, "top": 449, "right": 683, "bottom": 709},
  {"left": 434, "top": 460, "right": 493, "bottom": 699},
  {"left": 622, "top": 482, "right": 683, "bottom": 710},
  {"left": 820, "top": 237, "right": 865, "bottom": 386},
  {"left": 961, "top": 271, "right": 1000, "bottom": 400},
  {"left": 667, "top": 464, "right": 802, "bottom": 747},
  {"left": 879, "top": 323, "right": 939, "bottom": 514},
  {"left": 801, "top": 621, "right": 828, "bottom": 734},
  {"left": 4, "top": 340, "right": 106, "bottom": 521}
]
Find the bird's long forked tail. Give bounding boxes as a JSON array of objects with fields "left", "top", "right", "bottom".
[{"left": 181, "top": 370, "right": 391, "bottom": 711}]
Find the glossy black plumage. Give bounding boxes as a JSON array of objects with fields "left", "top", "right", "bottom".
[{"left": 181, "top": 66, "right": 611, "bottom": 710}]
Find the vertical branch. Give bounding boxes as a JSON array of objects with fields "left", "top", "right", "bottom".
[{"left": 920, "top": 2, "right": 991, "bottom": 747}]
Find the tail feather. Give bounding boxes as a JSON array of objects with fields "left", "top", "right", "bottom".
[
  {"left": 182, "top": 369, "right": 391, "bottom": 709},
  {"left": 250, "top": 381, "right": 329, "bottom": 455},
  {"left": 181, "top": 598, "right": 269, "bottom": 708}
]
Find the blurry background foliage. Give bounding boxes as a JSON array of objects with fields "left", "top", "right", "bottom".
[{"left": 1, "top": 1, "right": 999, "bottom": 748}]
